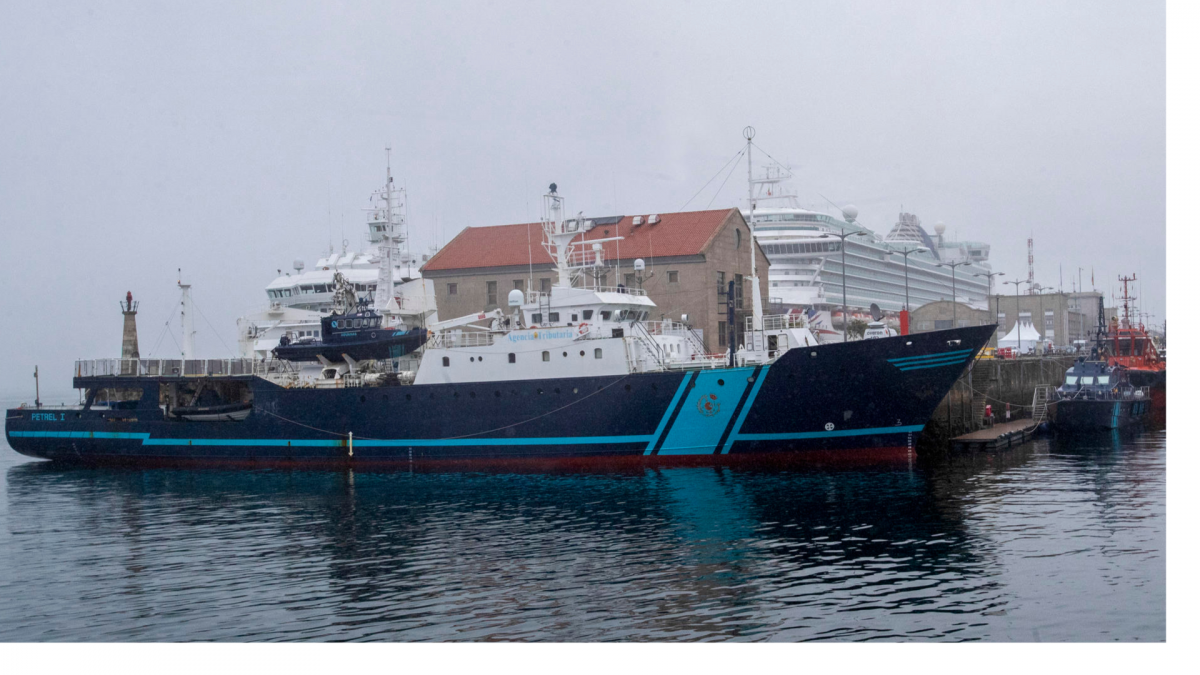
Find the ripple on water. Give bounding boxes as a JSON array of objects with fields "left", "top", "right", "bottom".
[{"left": 0, "top": 429, "right": 1165, "bottom": 641}]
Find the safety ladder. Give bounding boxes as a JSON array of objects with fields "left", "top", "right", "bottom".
[{"left": 1031, "top": 385, "right": 1055, "bottom": 423}]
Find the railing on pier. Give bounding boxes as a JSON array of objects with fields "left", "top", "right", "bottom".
[{"left": 75, "top": 358, "right": 297, "bottom": 379}]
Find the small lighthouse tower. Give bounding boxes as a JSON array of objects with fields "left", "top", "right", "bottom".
[{"left": 120, "top": 291, "right": 140, "bottom": 358}]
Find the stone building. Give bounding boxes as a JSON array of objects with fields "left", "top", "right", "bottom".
[
  {"left": 988, "top": 292, "right": 1092, "bottom": 347},
  {"left": 909, "top": 300, "right": 993, "bottom": 334},
  {"left": 420, "top": 208, "right": 769, "bottom": 351}
]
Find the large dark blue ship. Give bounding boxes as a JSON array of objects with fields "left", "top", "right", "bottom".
[{"left": 5, "top": 180, "right": 993, "bottom": 467}]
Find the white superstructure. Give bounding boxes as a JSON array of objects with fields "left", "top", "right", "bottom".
[
  {"left": 236, "top": 152, "right": 438, "bottom": 358},
  {"left": 744, "top": 166, "right": 993, "bottom": 324}
]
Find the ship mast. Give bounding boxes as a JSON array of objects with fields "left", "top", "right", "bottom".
[
  {"left": 744, "top": 126, "right": 763, "bottom": 331},
  {"left": 178, "top": 269, "right": 195, "bottom": 360},
  {"left": 372, "top": 147, "right": 403, "bottom": 312},
  {"left": 1117, "top": 273, "right": 1137, "bottom": 329}
]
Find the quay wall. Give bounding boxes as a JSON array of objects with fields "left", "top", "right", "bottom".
[{"left": 917, "top": 356, "right": 1077, "bottom": 452}]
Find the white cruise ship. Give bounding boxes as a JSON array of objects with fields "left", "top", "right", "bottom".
[
  {"left": 236, "top": 157, "right": 438, "bottom": 358},
  {"left": 743, "top": 167, "right": 993, "bottom": 325}
]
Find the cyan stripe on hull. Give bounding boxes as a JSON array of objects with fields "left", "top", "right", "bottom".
[
  {"left": 720, "top": 366, "right": 770, "bottom": 454},
  {"left": 886, "top": 348, "right": 974, "bottom": 364},
  {"left": 894, "top": 358, "right": 970, "bottom": 371},
  {"left": 12, "top": 424, "right": 924, "bottom": 453},
  {"left": 644, "top": 372, "right": 694, "bottom": 455},
  {"left": 735, "top": 424, "right": 925, "bottom": 442},
  {"left": 10, "top": 430, "right": 654, "bottom": 448}
]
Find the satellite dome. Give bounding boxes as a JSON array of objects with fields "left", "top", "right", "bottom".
[
  {"left": 508, "top": 289, "right": 525, "bottom": 307},
  {"left": 549, "top": 183, "right": 557, "bottom": 193},
  {"left": 841, "top": 205, "right": 859, "bottom": 223},
  {"left": 934, "top": 221, "right": 946, "bottom": 235}
]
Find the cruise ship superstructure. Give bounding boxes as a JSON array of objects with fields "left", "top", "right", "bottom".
[{"left": 744, "top": 167, "right": 993, "bottom": 322}]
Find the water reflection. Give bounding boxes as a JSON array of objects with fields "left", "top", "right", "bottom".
[{"left": 0, "top": 429, "right": 1164, "bottom": 641}]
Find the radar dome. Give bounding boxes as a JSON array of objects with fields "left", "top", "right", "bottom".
[
  {"left": 841, "top": 205, "right": 859, "bottom": 223},
  {"left": 508, "top": 289, "right": 525, "bottom": 307},
  {"left": 934, "top": 221, "right": 946, "bottom": 235}
]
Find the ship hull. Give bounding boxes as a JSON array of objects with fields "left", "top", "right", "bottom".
[
  {"left": 6, "top": 326, "right": 993, "bottom": 466},
  {"left": 1052, "top": 398, "right": 1150, "bottom": 432}
]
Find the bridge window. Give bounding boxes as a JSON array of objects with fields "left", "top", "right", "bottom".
[
  {"left": 508, "top": 353, "right": 516, "bottom": 363},
  {"left": 548, "top": 312, "right": 560, "bottom": 322},
  {"left": 442, "top": 357, "right": 450, "bottom": 367},
  {"left": 582, "top": 310, "right": 593, "bottom": 320},
  {"left": 601, "top": 311, "right": 612, "bottom": 321},
  {"left": 531, "top": 313, "right": 542, "bottom": 323},
  {"left": 542, "top": 351, "right": 550, "bottom": 362},
  {"left": 594, "top": 348, "right": 603, "bottom": 359}
]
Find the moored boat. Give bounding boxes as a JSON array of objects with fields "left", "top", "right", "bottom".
[{"left": 1051, "top": 358, "right": 1150, "bottom": 432}]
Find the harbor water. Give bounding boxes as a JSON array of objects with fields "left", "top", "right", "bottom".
[{"left": 0, "top": 428, "right": 1164, "bottom": 642}]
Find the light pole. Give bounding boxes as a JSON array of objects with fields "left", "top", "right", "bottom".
[
  {"left": 826, "top": 228, "right": 869, "bottom": 341},
  {"left": 937, "top": 260, "right": 969, "bottom": 326},
  {"left": 975, "top": 271, "right": 1005, "bottom": 324},
  {"left": 1004, "top": 278, "right": 1028, "bottom": 355},
  {"left": 891, "top": 246, "right": 927, "bottom": 311}
]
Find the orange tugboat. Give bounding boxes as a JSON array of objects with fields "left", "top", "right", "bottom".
[{"left": 1102, "top": 274, "right": 1165, "bottom": 414}]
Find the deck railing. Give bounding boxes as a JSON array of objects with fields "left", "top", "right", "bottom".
[{"left": 75, "top": 358, "right": 296, "bottom": 378}]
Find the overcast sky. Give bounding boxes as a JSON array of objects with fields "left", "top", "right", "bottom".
[{"left": 0, "top": 1, "right": 1163, "bottom": 400}]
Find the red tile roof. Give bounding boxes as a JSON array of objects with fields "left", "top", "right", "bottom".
[{"left": 422, "top": 208, "right": 738, "bottom": 272}]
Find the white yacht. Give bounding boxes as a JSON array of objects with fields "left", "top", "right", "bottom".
[
  {"left": 744, "top": 167, "right": 993, "bottom": 329},
  {"left": 236, "top": 156, "right": 438, "bottom": 358}
]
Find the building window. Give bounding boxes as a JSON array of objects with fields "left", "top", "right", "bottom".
[
  {"left": 736, "top": 228, "right": 742, "bottom": 249},
  {"left": 442, "top": 357, "right": 450, "bottom": 367},
  {"left": 540, "top": 278, "right": 551, "bottom": 293},
  {"left": 486, "top": 281, "right": 498, "bottom": 307},
  {"left": 508, "top": 353, "right": 516, "bottom": 363},
  {"left": 447, "top": 283, "right": 458, "bottom": 296},
  {"left": 542, "top": 351, "right": 550, "bottom": 362},
  {"left": 594, "top": 348, "right": 603, "bottom": 359},
  {"left": 718, "top": 321, "right": 728, "bottom": 346},
  {"left": 624, "top": 273, "right": 635, "bottom": 287},
  {"left": 1044, "top": 310, "right": 1054, "bottom": 333},
  {"left": 667, "top": 271, "right": 679, "bottom": 284},
  {"left": 734, "top": 274, "right": 744, "bottom": 310},
  {"left": 997, "top": 312, "right": 1006, "bottom": 328},
  {"left": 513, "top": 279, "right": 524, "bottom": 292},
  {"left": 935, "top": 320, "right": 953, "bottom": 330},
  {"left": 716, "top": 271, "right": 726, "bottom": 291}
]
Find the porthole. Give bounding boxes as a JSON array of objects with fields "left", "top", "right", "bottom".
[
  {"left": 371, "top": 332, "right": 376, "bottom": 338},
  {"left": 359, "top": 395, "right": 366, "bottom": 403},
  {"left": 406, "top": 394, "right": 412, "bottom": 401},
  {"left": 625, "top": 384, "right": 632, "bottom": 392},
  {"left": 747, "top": 376, "right": 755, "bottom": 383},
  {"left": 537, "top": 388, "right": 544, "bottom": 395},
  {"left": 470, "top": 356, "right": 475, "bottom": 362},
  {"left": 554, "top": 388, "right": 561, "bottom": 394},
  {"left": 717, "top": 379, "right": 725, "bottom": 386},
  {"left": 573, "top": 388, "right": 578, "bottom": 394},
  {"left": 562, "top": 352, "right": 568, "bottom": 357},
  {"left": 469, "top": 392, "right": 476, "bottom": 399},
  {"left": 494, "top": 391, "right": 501, "bottom": 398},
  {"left": 579, "top": 350, "right": 585, "bottom": 357},
  {"left": 453, "top": 392, "right": 459, "bottom": 398},
  {"left": 651, "top": 383, "right": 657, "bottom": 391},
  {"left": 383, "top": 395, "right": 389, "bottom": 402}
]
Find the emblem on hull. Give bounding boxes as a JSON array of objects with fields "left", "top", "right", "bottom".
[{"left": 698, "top": 394, "right": 721, "bottom": 417}]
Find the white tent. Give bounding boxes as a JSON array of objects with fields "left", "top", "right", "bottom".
[{"left": 998, "top": 315, "right": 1042, "bottom": 353}]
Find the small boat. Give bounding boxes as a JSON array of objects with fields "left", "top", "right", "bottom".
[
  {"left": 272, "top": 271, "right": 429, "bottom": 364},
  {"left": 169, "top": 401, "right": 252, "bottom": 422},
  {"left": 1051, "top": 358, "right": 1150, "bottom": 432}
]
